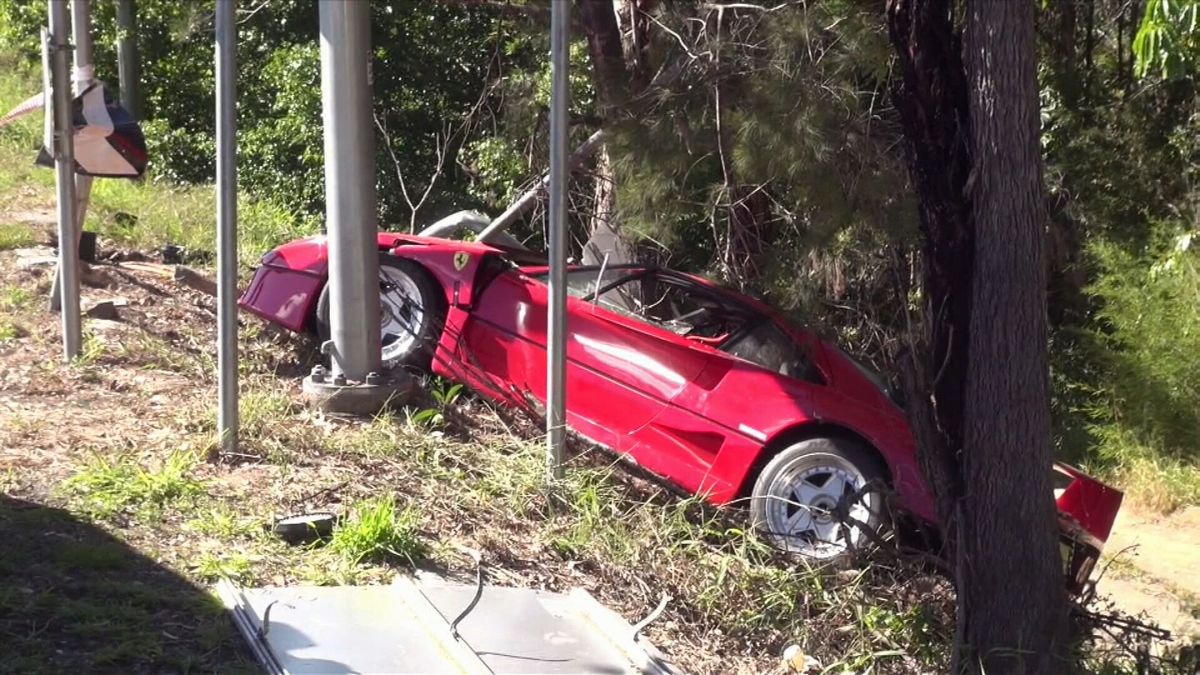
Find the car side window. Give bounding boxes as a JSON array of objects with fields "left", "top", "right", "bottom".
[
  {"left": 595, "top": 273, "right": 748, "bottom": 339},
  {"left": 536, "top": 268, "right": 751, "bottom": 343},
  {"left": 723, "top": 321, "right": 821, "bottom": 383}
]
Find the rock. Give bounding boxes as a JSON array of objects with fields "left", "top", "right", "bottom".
[
  {"left": 84, "top": 299, "right": 121, "bottom": 320},
  {"left": 782, "top": 645, "right": 821, "bottom": 674},
  {"left": 13, "top": 246, "right": 58, "bottom": 268}
]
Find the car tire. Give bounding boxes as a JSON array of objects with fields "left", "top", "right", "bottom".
[
  {"left": 749, "top": 436, "right": 888, "bottom": 561},
  {"left": 316, "top": 254, "right": 446, "bottom": 370}
]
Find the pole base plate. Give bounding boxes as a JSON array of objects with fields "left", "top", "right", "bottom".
[{"left": 301, "top": 370, "right": 414, "bottom": 415}]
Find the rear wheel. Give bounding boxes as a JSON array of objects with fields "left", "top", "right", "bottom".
[
  {"left": 750, "top": 437, "right": 887, "bottom": 561},
  {"left": 315, "top": 254, "right": 445, "bottom": 370}
]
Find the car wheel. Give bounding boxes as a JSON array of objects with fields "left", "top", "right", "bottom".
[
  {"left": 750, "top": 437, "right": 887, "bottom": 561},
  {"left": 316, "top": 254, "right": 446, "bottom": 370}
]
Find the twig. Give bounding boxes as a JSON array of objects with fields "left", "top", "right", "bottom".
[{"left": 375, "top": 115, "right": 453, "bottom": 232}]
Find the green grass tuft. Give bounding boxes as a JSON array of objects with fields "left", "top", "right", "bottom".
[
  {"left": 329, "top": 495, "right": 427, "bottom": 566},
  {"left": 0, "top": 222, "right": 36, "bottom": 250},
  {"left": 62, "top": 450, "right": 204, "bottom": 520}
]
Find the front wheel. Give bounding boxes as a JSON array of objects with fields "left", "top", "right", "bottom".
[
  {"left": 749, "top": 437, "right": 887, "bottom": 561},
  {"left": 315, "top": 254, "right": 446, "bottom": 370}
]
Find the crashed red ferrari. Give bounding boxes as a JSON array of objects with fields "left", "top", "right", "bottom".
[{"left": 239, "top": 231, "right": 1122, "bottom": 591}]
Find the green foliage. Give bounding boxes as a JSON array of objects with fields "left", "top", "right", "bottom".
[
  {"left": 1134, "top": 0, "right": 1200, "bottom": 80},
  {"left": 1039, "top": 0, "right": 1200, "bottom": 508},
  {"left": 0, "top": 222, "right": 36, "bottom": 250},
  {"left": 409, "top": 377, "right": 464, "bottom": 428},
  {"left": 0, "top": 0, "right": 509, "bottom": 228},
  {"left": 328, "top": 495, "right": 427, "bottom": 566},
  {"left": 461, "top": 135, "right": 528, "bottom": 206},
  {"left": 194, "top": 552, "right": 254, "bottom": 584},
  {"left": 1071, "top": 227, "right": 1200, "bottom": 506},
  {"left": 606, "top": 2, "right": 915, "bottom": 313}
]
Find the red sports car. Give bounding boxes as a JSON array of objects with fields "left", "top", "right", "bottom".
[{"left": 239, "top": 232, "right": 1122, "bottom": 590}]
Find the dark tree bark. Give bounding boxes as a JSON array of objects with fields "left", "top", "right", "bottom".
[
  {"left": 889, "top": 0, "right": 1069, "bottom": 671},
  {"left": 579, "top": 0, "right": 631, "bottom": 110},
  {"left": 1040, "top": 0, "right": 1080, "bottom": 107},
  {"left": 885, "top": 0, "right": 973, "bottom": 537},
  {"left": 962, "top": 1, "right": 1070, "bottom": 671}
]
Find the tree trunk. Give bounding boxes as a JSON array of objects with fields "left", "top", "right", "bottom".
[
  {"left": 581, "top": 145, "right": 632, "bottom": 264},
  {"left": 885, "top": 0, "right": 973, "bottom": 540},
  {"left": 962, "top": 1, "right": 1070, "bottom": 672},
  {"left": 579, "top": 0, "right": 654, "bottom": 265},
  {"left": 1041, "top": 0, "right": 1080, "bottom": 107},
  {"left": 579, "top": 0, "right": 629, "bottom": 110}
]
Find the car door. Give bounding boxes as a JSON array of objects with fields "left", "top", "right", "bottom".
[
  {"left": 559, "top": 268, "right": 750, "bottom": 488},
  {"left": 461, "top": 266, "right": 704, "bottom": 454}
]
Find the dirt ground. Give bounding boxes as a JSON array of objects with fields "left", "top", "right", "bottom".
[{"left": 1097, "top": 506, "right": 1200, "bottom": 641}]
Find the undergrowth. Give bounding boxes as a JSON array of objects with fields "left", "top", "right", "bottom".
[{"left": 1064, "top": 227, "right": 1200, "bottom": 510}]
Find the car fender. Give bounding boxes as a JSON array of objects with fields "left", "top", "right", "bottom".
[
  {"left": 238, "top": 233, "right": 502, "bottom": 333},
  {"left": 238, "top": 235, "right": 329, "bottom": 332},
  {"left": 725, "top": 400, "right": 937, "bottom": 524}
]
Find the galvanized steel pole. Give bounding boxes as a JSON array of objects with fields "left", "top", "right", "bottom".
[
  {"left": 71, "top": 0, "right": 94, "bottom": 255},
  {"left": 49, "top": 0, "right": 93, "bottom": 313},
  {"left": 317, "top": 0, "right": 381, "bottom": 381},
  {"left": 215, "top": 0, "right": 238, "bottom": 453},
  {"left": 546, "top": 0, "right": 569, "bottom": 480},
  {"left": 49, "top": 0, "right": 81, "bottom": 360},
  {"left": 115, "top": 0, "right": 140, "bottom": 119}
]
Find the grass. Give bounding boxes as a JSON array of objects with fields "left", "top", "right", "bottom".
[
  {"left": 329, "top": 495, "right": 428, "bottom": 566},
  {"left": 61, "top": 450, "right": 204, "bottom": 520},
  {"left": 0, "top": 496, "right": 256, "bottom": 675},
  {"left": 0, "top": 221, "right": 36, "bottom": 250},
  {"left": 1109, "top": 453, "right": 1200, "bottom": 512}
]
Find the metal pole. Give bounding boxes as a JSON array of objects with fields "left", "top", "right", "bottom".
[
  {"left": 71, "top": 0, "right": 93, "bottom": 247},
  {"left": 477, "top": 129, "right": 605, "bottom": 243},
  {"left": 215, "top": 0, "right": 238, "bottom": 454},
  {"left": 546, "top": 0, "right": 569, "bottom": 480},
  {"left": 50, "top": 0, "right": 92, "bottom": 312},
  {"left": 115, "top": 0, "right": 140, "bottom": 119},
  {"left": 317, "top": 0, "right": 381, "bottom": 382},
  {"left": 70, "top": 0, "right": 92, "bottom": 92},
  {"left": 49, "top": 0, "right": 81, "bottom": 360}
]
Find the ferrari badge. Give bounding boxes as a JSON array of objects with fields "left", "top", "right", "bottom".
[{"left": 453, "top": 251, "right": 470, "bottom": 271}]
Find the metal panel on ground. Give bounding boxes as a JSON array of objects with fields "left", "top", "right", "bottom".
[{"left": 217, "top": 576, "right": 680, "bottom": 675}]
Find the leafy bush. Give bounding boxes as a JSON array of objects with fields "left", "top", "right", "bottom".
[
  {"left": 1065, "top": 225, "right": 1200, "bottom": 506},
  {"left": 1088, "top": 230, "right": 1200, "bottom": 461}
]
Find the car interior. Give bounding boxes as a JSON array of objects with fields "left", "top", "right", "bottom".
[{"left": 536, "top": 266, "right": 821, "bottom": 383}]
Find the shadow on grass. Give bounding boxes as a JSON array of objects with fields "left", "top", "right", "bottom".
[{"left": 0, "top": 495, "right": 257, "bottom": 675}]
